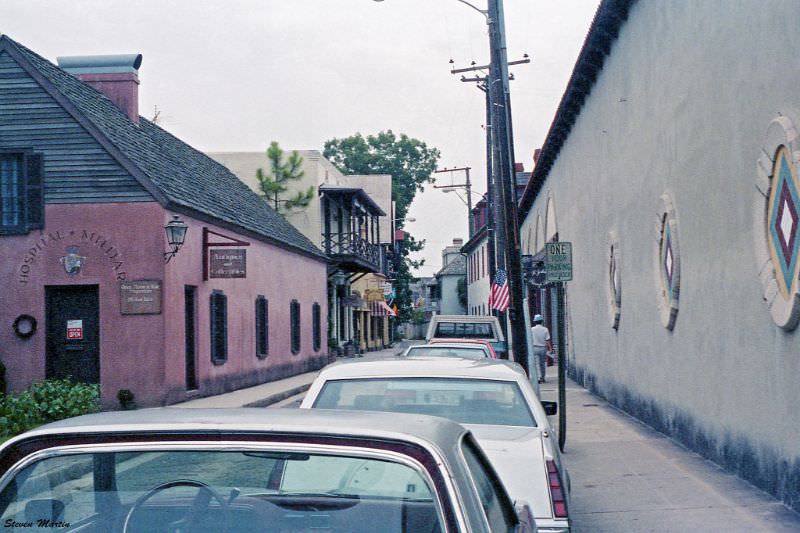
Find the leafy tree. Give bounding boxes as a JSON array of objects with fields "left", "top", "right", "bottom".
[
  {"left": 256, "top": 142, "right": 315, "bottom": 214},
  {"left": 324, "top": 131, "right": 441, "bottom": 325},
  {"left": 323, "top": 130, "right": 440, "bottom": 222}
]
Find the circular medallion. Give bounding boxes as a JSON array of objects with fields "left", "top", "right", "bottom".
[
  {"left": 754, "top": 115, "right": 800, "bottom": 330},
  {"left": 608, "top": 233, "right": 622, "bottom": 330},
  {"left": 656, "top": 193, "right": 680, "bottom": 330}
]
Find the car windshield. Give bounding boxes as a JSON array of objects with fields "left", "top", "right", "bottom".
[
  {"left": 0, "top": 449, "right": 443, "bottom": 533},
  {"left": 314, "top": 378, "right": 536, "bottom": 427},
  {"left": 405, "top": 346, "right": 487, "bottom": 359},
  {"left": 434, "top": 322, "right": 494, "bottom": 338}
]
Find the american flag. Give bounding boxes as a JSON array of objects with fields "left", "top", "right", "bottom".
[{"left": 488, "top": 268, "right": 510, "bottom": 312}]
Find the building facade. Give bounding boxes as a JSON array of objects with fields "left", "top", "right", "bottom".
[
  {"left": 518, "top": 0, "right": 800, "bottom": 511},
  {"left": 0, "top": 36, "right": 329, "bottom": 408},
  {"left": 433, "top": 239, "right": 467, "bottom": 316}
]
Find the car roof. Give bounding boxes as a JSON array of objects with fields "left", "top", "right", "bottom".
[
  {"left": 319, "top": 356, "right": 525, "bottom": 380},
  {"left": 2, "top": 407, "right": 468, "bottom": 453},
  {"left": 429, "top": 338, "right": 492, "bottom": 345}
]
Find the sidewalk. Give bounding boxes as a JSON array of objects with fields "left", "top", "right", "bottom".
[
  {"left": 538, "top": 367, "right": 800, "bottom": 532},
  {"left": 174, "top": 344, "right": 403, "bottom": 409}
]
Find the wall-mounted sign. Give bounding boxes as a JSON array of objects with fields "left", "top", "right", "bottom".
[
  {"left": 210, "top": 249, "right": 247, "bottom": 278},
  {"left": 545, "top": 242, "right": 573, "bottom": 282},
  {"left": 66, "top": 319, "right": 83, "bottom": 340},
  {"left": 120, "top": 280, "right": 163, "bottom": 315}
]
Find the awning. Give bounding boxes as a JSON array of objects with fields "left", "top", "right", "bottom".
[{"left": 371, "top": 300, "right": 397, "bottom": 317}]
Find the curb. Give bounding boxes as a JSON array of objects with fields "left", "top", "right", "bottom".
[{"left": 243, "top": 383, "right": 312, "bottom": 408}]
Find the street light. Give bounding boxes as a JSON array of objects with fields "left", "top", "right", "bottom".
[{"left": 164, "top": 215, "right": 188, "bottom": 263}]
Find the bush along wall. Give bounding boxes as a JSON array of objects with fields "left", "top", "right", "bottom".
[{"left": 0, "top": 379, "right": 100, "bottom": 440}]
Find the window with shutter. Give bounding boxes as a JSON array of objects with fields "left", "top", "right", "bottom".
[
  {"left": 256, "top": 295, "right": 269, "bottom": 358},
  {"left": 312, "top": 302, "right": 321, "bottom": 352},
  {"left": 290, "top": 300, "right": 301, "bottom": 354},
  {"left": 210, "top": 290, "right": 228, "bottom": 365},
  {"left": 0, "top": 152, "right": 44, "bottom": 234}
]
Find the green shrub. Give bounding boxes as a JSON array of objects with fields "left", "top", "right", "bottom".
[
  {"left": 0, "top": 379, "right": 100, "bottom": 439},
  {"left": 0, "top": 361, "right": 5, "bottom": 395}
]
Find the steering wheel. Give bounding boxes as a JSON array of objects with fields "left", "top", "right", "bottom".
[{"left": 123, "top": 479, "right": 228, "bottom": 533}]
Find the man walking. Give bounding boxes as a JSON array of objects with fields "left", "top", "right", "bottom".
[{"left": 530, "top": 314, "right": 553, "bottom": 383}]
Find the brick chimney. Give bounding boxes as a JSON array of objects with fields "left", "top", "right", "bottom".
[{"left": 57, "top": 54, "right": 142, "bottom": 124}]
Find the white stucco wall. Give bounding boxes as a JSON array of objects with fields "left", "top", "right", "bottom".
[
  {"left": 520, "top": 0, "right": 800, "bottom": 501},
  {"left": 466, "top": 234, "right": 490, "bottom": 314},
  {"left": 438, "top": 274, "right": 466, "bottom": 315}
]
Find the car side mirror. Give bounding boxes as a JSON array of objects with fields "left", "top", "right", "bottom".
[
  {"left": 513, "top": 500, "right": 536, "bottom": 532},
  {"left": 542, "top": 401, "right": 558, "bottom": 416}
]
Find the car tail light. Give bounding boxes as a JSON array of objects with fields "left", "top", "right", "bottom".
[{"left": 546, "top": 460, "right": 568, "bottom": 518}]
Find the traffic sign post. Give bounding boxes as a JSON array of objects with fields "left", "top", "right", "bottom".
[{"left": 544, "top": 241, "right": 572, "bottom": 452}]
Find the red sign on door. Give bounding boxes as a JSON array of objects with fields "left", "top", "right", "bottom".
[{"left": 66, "top": 319, "right": 83, "bottom": 340}]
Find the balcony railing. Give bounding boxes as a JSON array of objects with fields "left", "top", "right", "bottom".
[{"left": 323, "top": 232, "right": 381, "bottom": 272}]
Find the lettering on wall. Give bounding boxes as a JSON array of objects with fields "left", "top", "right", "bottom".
[{"left": 17, "top": 229, "right": 127, "bottom": 284}]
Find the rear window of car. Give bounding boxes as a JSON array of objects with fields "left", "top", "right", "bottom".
[
  {"left": 434, "top": 322, "right": 494, "bottom": 338},
  {"left": 405, "top": 346, "right": 488, "bottom": 359},
  {"left": 313, "top": 378, "right": 536, "bottom": 427}
]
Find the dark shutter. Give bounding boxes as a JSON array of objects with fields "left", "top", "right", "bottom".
[
  {"left": 290, "top": 300, "right": 301, "bottom": 354},
  {"left": 210, "top": 291, "right": 228, "bottom": 364},
  {"left": 256, "top": 295, "right": 268, "bottom": 358},
  {"left": 312, "top": 303, "right": 321, "bottom": 352},
  {"left": 25, "top": 153, "right": 44, "bottom": 230}
]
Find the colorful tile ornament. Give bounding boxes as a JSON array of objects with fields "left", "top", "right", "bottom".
[
  {"left": 767, "top": 147, "right": 800, "bottom": 299},
  {"left": 755, "top": 115, "right": 800, "bottom": 331},
  {"left": 657, "top": 193, "right": 680, "bottom": 331}
]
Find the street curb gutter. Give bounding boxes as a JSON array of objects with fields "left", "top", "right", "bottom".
[{"left": 243, "top": 384, "right": 311, "bottom": 408}]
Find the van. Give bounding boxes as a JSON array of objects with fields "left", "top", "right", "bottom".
[{"left": 425, "top": 315, "right": 508, "bottom": 359}]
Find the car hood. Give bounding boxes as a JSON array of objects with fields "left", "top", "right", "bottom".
[{"left": 465, "top": 424, "right": 552, "bottom": 520}]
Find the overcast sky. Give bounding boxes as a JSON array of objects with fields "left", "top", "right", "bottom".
[{"left": 1, "top": 0, "right": 600, "bottom": 276}]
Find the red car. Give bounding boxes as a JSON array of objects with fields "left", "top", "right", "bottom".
[{"left": 428, "top": 338, "right": 498, "bottom": 358}]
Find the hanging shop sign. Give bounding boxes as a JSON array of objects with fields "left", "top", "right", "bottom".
[
  {"left": 545, "top": 242, "right": 573, "bottom": 282},
  {"left": 120, "top": 280, "right": 163, "bottom": 315},
  {"left": 210, "top": 249, "right": 247, "bottom": 278},
  {"left": 202, "top": 227, "right": 250, "bottom": 280},
  {"left": 66, "top": 319, "right": 83, "bottom": 340}
]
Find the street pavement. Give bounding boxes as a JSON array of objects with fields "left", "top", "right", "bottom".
[
  {"left": 173, "top": 348, "right": 800, "bottom": 531},
  {"left": 537, "top": 367, "right": 800, "bottom": 532}
]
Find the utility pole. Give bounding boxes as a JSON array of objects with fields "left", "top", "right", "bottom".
[
  {"left": 450, "top": 54, "right": 528, "bottom": 326},
  {"left": 487, "top": 0, "right": 529, "bottom": 375},
  {"left": 433, "top": 166, "right": 473, "bottom": 235}
]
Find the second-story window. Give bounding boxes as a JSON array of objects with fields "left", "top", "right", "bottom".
[{"left": 1, "top": 153, "right": 44, "bottom": 235}]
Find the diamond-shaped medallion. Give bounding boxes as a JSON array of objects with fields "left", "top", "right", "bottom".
[{"left": 768, "top": 148, "right": 800, "bottom": 297}]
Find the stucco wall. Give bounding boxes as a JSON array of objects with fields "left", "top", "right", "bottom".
[
  {"left": 438, "top": 275, "right": 466, "bottom": 315},
  {"left": 520, "top": 0, "right": 800, "bottom": 509}
]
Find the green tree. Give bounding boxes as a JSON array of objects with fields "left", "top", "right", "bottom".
[
  {"left": 323, "top": 130, "right": 440, "bottom": 222},
  {"left": 324, "top": 130, "right": 441, "bottom": 324},
  {"left": 457, "top": 277, "right": 467, "bottom": 309},
  {"left": 256, "top": 142, "right": 315, "bottom": 214}
]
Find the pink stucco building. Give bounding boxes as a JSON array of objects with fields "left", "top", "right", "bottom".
[{"left": 0, "top": 36, "right": 329, "bottom": 407}]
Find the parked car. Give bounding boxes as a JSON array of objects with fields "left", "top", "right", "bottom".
[
  {"left": 428, "top": 338, "right": 498, "bottom": 358},
  {"left": 401, "top": 342, "right": 493, "bottom": 360},
  {"left": 0, "top": 408, "right": 536, "bottom": 533},
  {"left": 425, "top": 315, "right": 508, "bottom": 359},
  {"left": 302, "top": 357, "right": 571, "bottom": 533}
]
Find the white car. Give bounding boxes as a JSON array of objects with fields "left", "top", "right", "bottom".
[{"left": 301, "top": 357, "right": 571, "bottom": 533}]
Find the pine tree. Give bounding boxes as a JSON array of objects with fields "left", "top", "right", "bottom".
[{"left": 256, "top": 142, "right": 314, "bottom": 214}]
